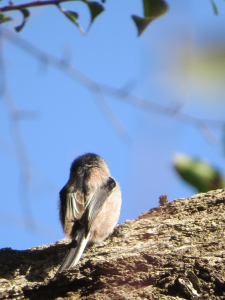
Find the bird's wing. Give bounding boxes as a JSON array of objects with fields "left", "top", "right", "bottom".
[
  {"left": 66, "top": 191, "right": 84, "bottom": 221},
  {"left": 82, "top": 177, "right": 116, "bottom": 236},
  {"left": 57, "top": 177, "right": 116, "bottom": 274},
  {"left": 60, "top": 187, "right": 85, "bottom": 236}
]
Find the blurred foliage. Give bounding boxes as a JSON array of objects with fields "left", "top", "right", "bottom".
[
  {"left": 210, "top": 0, "right": 218, "bottom": 15},
  {"left": 0, "top": 13, "right": 12, "bottom": 24},
  {"left": 174, "top": 154, "right": 225, "bottom": 193},
  {"left": 15, "top": 8, "right": 29, "bottom": 32},
  {"left": 186, "top": 48, "right": 225, "bottom": 88},
  {"left": 86, "top": 2, "right": 104, "bottom": 28},
  {"left": 0, "top": 0, "right": 169, "bottom": 36},
  {"left": 132, "top": 0, "right": 168, "bottom": 36},
  {"left": 0, "top": 0, "right": 220, "bottom": 35}
]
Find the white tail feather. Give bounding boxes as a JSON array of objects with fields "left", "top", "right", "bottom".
[{"left": 57, "top": 229, "right": 90, "bottom": 274}]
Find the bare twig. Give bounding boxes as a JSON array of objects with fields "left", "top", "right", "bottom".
[
  {"left": 0, "top": 0, "right": 80, "bottom": 13},
  {"left": 0, "top": 28, "right": 35, "bottom": 231},
  {"left": 100, "top": 85, "right": 220, "bottom": 143},
  {"left": 0, "top": 28, "right": 6, "bottom": 97},
  {"left": 0, "top": 210, "right": 58, "bottom": 239},
  {"left": 1, "top": 28, "right": 225, "bottom": 144},
  {"left": 3, "top": 89, "right": 36, "bottom": 230},
  {"left": 1, "top": 28, "right": 131, "bottom": 143}
]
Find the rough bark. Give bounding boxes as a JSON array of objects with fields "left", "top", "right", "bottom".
[{"left": 1, "top": 189, "right": 225, "bottom": 300}]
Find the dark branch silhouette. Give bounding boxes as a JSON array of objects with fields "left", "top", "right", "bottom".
[{"left": 0, "top": 0, "right": 80, "bottom": 13}]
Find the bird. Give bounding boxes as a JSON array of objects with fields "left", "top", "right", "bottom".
[{"left": 57, "top": 153, "right": 122, "bottom": 274}]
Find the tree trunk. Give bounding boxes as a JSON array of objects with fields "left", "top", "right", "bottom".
[{"left": 1, "top": 189, "right": 225, "bottom": 300}]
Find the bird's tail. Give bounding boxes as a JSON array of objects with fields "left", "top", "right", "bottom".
[{"left": 56, "top": 228, "right": 90, "bottom": 275}]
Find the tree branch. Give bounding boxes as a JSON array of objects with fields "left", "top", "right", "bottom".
[
  {"left": 0, "top": 0, "right": 81, "bottom": 13},
  {"left": 1, "top": 189, "right": 225, "bottom": 299},
  {"left": 1, "top": 28, "right": 225, "bottom": 144}
]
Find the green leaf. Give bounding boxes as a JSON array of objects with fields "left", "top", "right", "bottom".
[
  {"left": 64, "top": 10, "right": 79, "bottom": 24},
  {"left": 131, "top": 15, "right": 152, "bottom": 36},
  {"left": 0, "top": 13, "right": 12, "bottom": 24},
  {"left": 143, "top": 0, "right": 168, "bottom": 18},
  {"left": 132, "top": 0, "right": 168, "bottom": 36},
  {"left": 86, "top": 2, "right": 104, "bottom": 27},
  {"left": 210, "top": 0, "right": 218, "bottom": 15},
  {"left": 15, "top": 8, "right": 30, "bottom": 32},
  {"left": 63, "top": 10, "right": 85, "bottom": 36},
  {"left": 174, "top": 154, "right": 225, "bottom": 193}
]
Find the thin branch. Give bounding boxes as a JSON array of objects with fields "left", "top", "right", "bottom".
[
  {"left": 0, "top": 0, "right": 81, "bottom": 13},
  {"left": 100, "top": 85, "right": 220, "bottom": 143},
  {"left": 91, "top": 87, "right": 132, "bottom": 144},
  {"left": 0, "top": 210, "right": 59, "bottom": 239},
  {"left": 2, "top": 28, "right": 225, "bottom": 144},
  {"left": 3, "top": 88, "right": 36, "bottom": 231},
  {"left": 2, "top": 28, "right": 131, "bottom": 143},
  {"left": 0, "top": 28, "right": 6, "bottom": 97},
  {"left": 0, "top": 28, "right": 35, "bottom": 231}
]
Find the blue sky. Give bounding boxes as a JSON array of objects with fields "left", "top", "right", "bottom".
[{"left": 0, "top": 0, "right": 225, "bottom": 250}]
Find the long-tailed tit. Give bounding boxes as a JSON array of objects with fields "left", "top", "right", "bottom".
[{"left": 57, "top": 153, "right": 122, "bottom": 273}]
